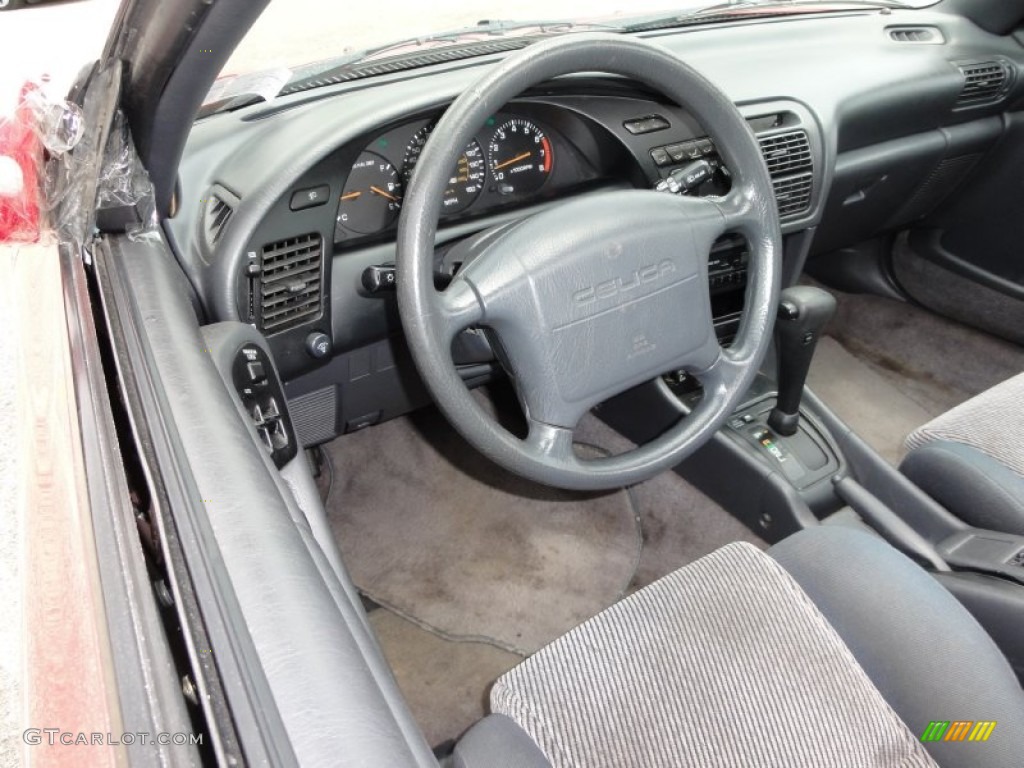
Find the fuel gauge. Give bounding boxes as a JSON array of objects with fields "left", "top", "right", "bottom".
[{"left": 336, "top": 151, "right": 403, "bottom": 235}]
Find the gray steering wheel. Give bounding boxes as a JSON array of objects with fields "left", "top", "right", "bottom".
[{"left": 397, "top": 34, "right": 781, "bottom": 491}]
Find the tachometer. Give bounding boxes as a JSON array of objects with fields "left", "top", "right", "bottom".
[
  {"left": 337, "top": 151, "right": 402, "bottom": 235},
  {"left": 404, "top": 125, "right": 485, "bottom": 215},
  {"left": 488, "top": 118, "right": 553, "bottom": 196}
]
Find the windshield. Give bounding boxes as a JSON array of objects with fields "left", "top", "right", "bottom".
[{"left": 216, "top": 0, "right": 938, "bottom": 103}]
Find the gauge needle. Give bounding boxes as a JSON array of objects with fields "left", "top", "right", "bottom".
[
  {"left": 340, "top": 191, "right": 361, "bottom": 201},
  {"left": 493, "top": 151, "right": 532, "bottom": 171},
  {"left": 370, "top": 185, "right": 401, "bottom": 203}
]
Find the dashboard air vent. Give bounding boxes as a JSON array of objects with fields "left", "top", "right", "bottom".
[
  {"left": 888, "top": 26, "right": 943, "bottom": 44},
  {"left": 955, "top": 61, "right": 1010, "bottom": 107},
  {"left": 258, "top": 233, "right": 324, "bottom": 333},
  {"left": 773, "top": 175, "right": 814, "bottom": 218},
  {"left": 757, "top": 130, "right": 813, "bottom": 219}
]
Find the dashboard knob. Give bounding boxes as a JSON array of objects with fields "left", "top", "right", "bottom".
[{"left": 305, "top": 331, "right": 332, "bottom": 359}]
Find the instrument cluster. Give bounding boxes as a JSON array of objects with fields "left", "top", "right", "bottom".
[{"left": 334, "top": 111, "right": 567, "bottom": 243}]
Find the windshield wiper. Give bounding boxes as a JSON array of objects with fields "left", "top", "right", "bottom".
[{"left": 621, "top": 0, "right": 914, "bottom": 33}]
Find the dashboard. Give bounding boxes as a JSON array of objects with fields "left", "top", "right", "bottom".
[{"left": 166, "top": 6, "right": 1024, "bottom": 446}]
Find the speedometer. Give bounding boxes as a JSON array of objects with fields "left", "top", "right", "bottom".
[
  {"left": 404, "top": 125, "right": 486, "bottom": 215},
  {"left": 488, "top": 118, "right": 553, "bottom": 196}
]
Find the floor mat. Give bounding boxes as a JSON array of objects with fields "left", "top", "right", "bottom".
[
  {"left": 368, "top": 608, "right": 521, "bottom": 748},
  {"left": 324, "top": 407, "right": 642, "bottom": 655}
]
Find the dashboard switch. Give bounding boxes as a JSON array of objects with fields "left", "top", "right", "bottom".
[
  {"left": 624, "top": 115, "right": 670, "bottom": 135},
  {"left": 650, "top": 147, "right": 672, "bottom": 167},
  {"left": 306, "top": 331, "right": 332, "bottom": 359},
  {"left": 666, "top": 143, "right": 688, "bottom": 162},
  {"left": 246, "top": 360, "right": 266, "bottom": 384},
  {"left": 290, "top": 185, "right": 331, "bottom": 211},
  {"left": 362, "top": 263, "right": 397, "bottom": 294}
]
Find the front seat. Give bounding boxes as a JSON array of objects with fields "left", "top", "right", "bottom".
[
  {"left": 901, "top": 372, "right": 1024, "bottom": 536},
  {"left": 453, "top": 527, "right": 1024, "bottom": 768}
]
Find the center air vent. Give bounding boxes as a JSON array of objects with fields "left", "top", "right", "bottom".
[
  {"left": 757, "top": 129, "right": 813, "bottom": 219},
  {"left": 955, "top": 61, "right": 1011, "bottom": 107},
  {"left": 257, "top": 233, "right": 324, "bottom": 333},
  {"left": 888, "top": 26, "right": 943, "bottom": 44}
]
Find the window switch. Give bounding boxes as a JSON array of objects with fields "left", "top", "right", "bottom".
[{"left": 247, "top": 361, "right": 266, "bottom": 384}]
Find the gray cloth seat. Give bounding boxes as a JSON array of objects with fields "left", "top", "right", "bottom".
[
  {"left": 902, "top": 372, "right": 1024, "bottom": 536},
  {"left": 454, "top": 526, "right": 1024, "bottom": 768}
]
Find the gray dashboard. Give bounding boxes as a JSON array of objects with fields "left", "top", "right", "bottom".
[{"left": 165, "top": 5, "right": 1024, "bottom": 442}]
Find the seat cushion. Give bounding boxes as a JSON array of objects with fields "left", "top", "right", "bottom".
[
  {"left": 902, "top": 372, "right": 1024, "bottom": 534},
  {"left": 486, "top": 531, "right": 939, "bottom": 768},
  {"left": 905, "top": 372, "right": 1024, "bottom": 476}
]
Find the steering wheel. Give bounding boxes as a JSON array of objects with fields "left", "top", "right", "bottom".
[{"left": 397, "top": 34, "right": 781, "bottom": 491}]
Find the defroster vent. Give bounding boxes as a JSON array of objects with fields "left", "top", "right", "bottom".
[
  {"left": 757, "top": 129, "right": 813, "bottom": 219},
  {"left": 258, "top": 233, "right": 324, "bottom": 333},
  {"left": 888, "top": 26, "right": 943, "bottom": 44}
]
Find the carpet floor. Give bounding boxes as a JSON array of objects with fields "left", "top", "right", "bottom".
[
  {"left": 324, "top": 406, "right": 643, "bottom": 656},
  {"left": 808, "top": 287, "right": 1024, "bottom": 464},
  {"left": 368, "top": 608, "right": 522, "bottom": 749},
  {"left": 322, "top": 393, "right": 762, "bottom": 747}
]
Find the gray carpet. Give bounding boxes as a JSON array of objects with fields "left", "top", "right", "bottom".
[
  {"left": 323, "top": 394, "right": 763, "bottom": 748},
  {"left": 325, "top": 407, "right": 643, "bottom": 656},
  {"left": 824, "top": 288, "right": 1024, "bottom": 415},
  {"left": 808, "top": 286, "right": 1024, "bottom": 464},
  {"left": 575, "top": 411, "right": 765, "bottom": 589},
  {"left": 809, "top": 338, "right": 935, "bottom": 466},
  {"left": 368, "top": 608, "right": 521, "bottom": 748}
]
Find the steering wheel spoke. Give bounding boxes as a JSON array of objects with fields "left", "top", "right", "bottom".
[
  {"left": 691, "top": 345, "right": 746, "bottom": 400},
  {"left": 715, "top": 181, "right": 765, "bottom": 239},
  {"left": 435, "top": 277, "right": 485, "bottom": 342},
  {"left": 525, "top": 418, "right": 578, "bottom": 466}
]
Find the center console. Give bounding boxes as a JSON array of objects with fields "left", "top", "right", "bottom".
[{"left": 595, "top": 281, "right": 1024, "bottom": 682}]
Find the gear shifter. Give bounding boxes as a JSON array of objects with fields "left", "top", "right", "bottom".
[{"left": 767, "top": 286, "right": 837, "bottom": 436}]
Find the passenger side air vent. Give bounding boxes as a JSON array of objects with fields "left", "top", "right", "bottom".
[
  {"left": 258, "top": 233, "right": 324, "bottom": 333},
  {"left": 955, "top": 61, "right": 1011, "bottom": 107},
  {"left": 757, "top": 130, "right": 813, "bottom": 219},
  {"left": 888, "top": 26, "right": 943, "bottom": 44},
  {"left": 201, "top": 185, "right": 240, "bottom": 252}
]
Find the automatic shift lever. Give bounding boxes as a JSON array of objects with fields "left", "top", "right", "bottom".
[{"left": 767, "top": 286, "right": 837, "bottom": 436}]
